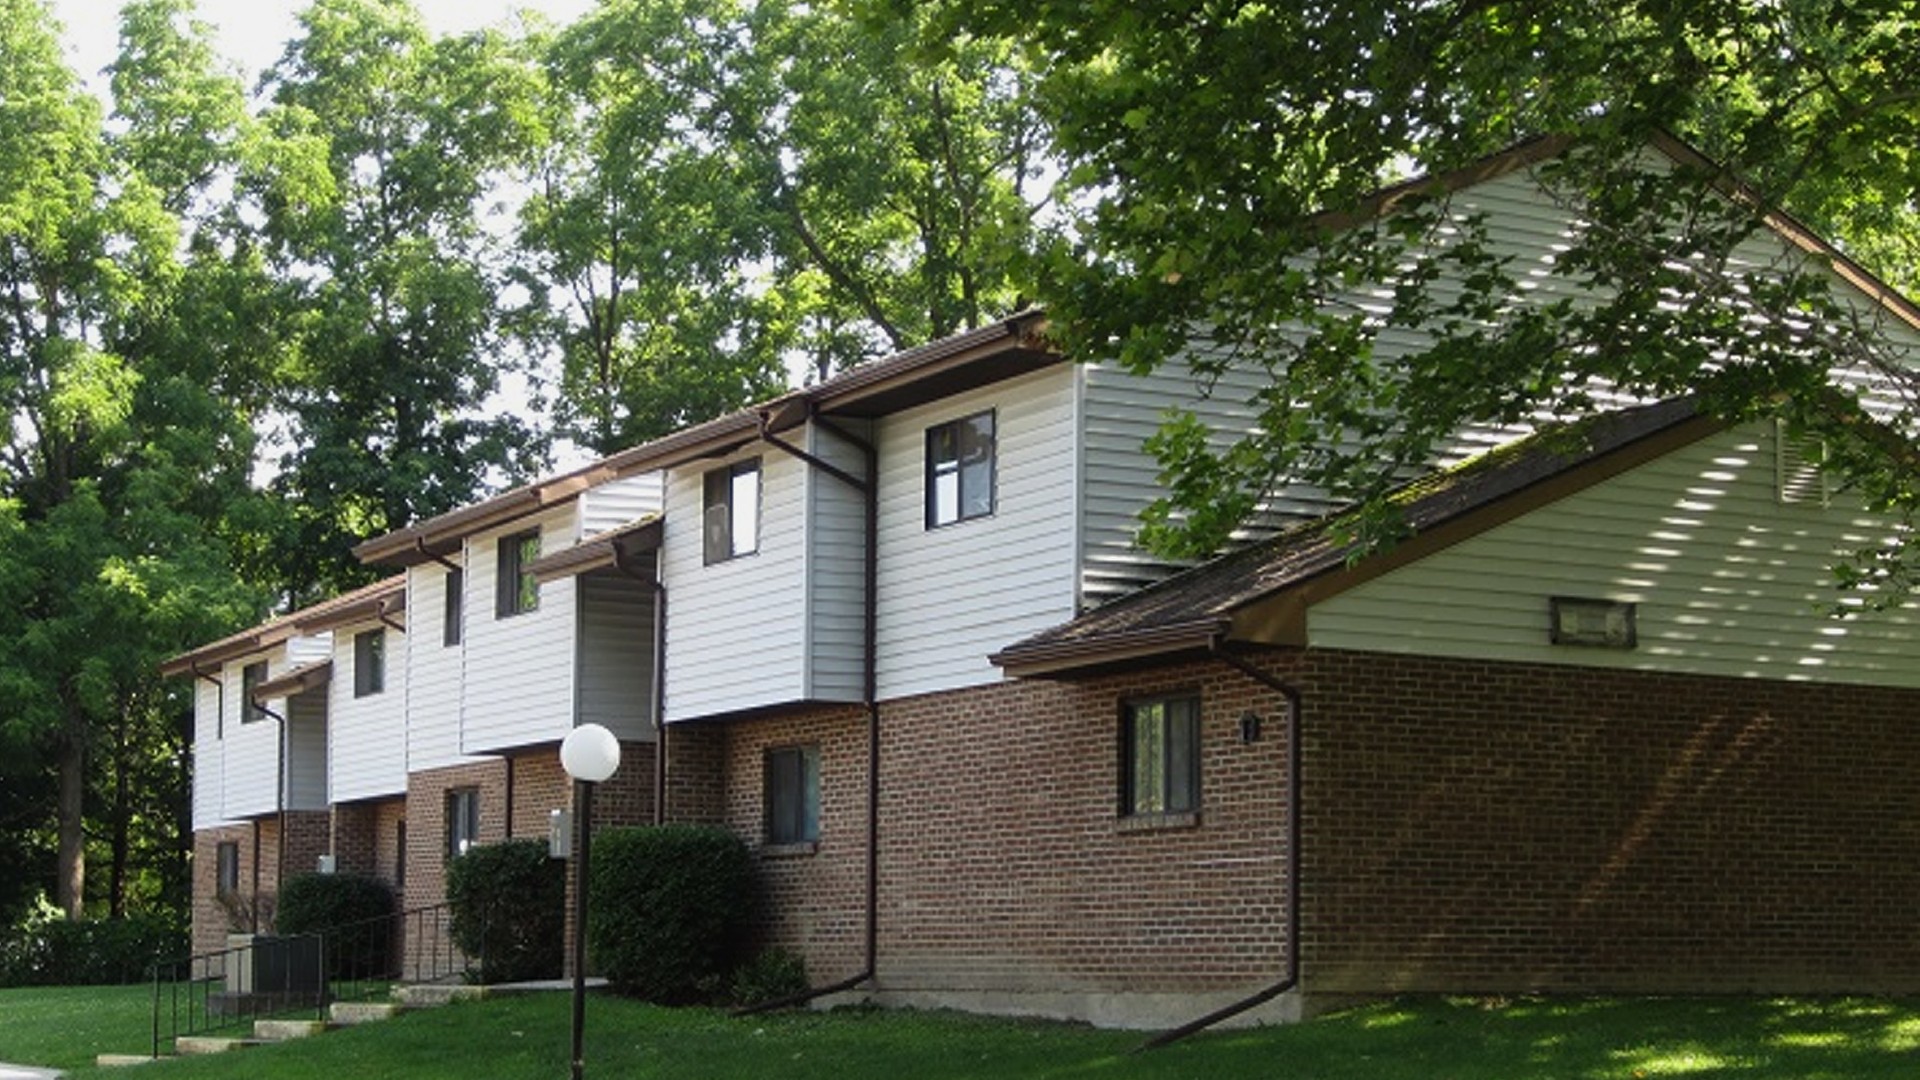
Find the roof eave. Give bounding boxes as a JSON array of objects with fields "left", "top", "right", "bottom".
[{"left": 989, "top": 618, "right": 1230, "bottom": 679}]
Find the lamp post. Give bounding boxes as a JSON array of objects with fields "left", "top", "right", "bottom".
[{"left": 560, "top": 723, "right": 620, "bottom": 1080}]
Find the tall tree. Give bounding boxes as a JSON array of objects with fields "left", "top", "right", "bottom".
[
  {"left": 929, "top": 0, "right": 1920, "bottom": 598},
  {"left": 257, "top": 0, "right": 544, "bottom": 597}
]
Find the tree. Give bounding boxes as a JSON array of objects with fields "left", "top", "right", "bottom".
[
  {"left": 927, "top": 0, "right": 1920, "bottom": 600},
  {"left": 256, "top": 0, "right": 545, "bottom": 598}
]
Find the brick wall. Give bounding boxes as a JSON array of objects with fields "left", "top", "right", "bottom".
[
  {"left": 188, "top": 810, "right": 331, "bottom": 958},
  {"left": 1292, "top": 647, "right": 1920, "bottom": 994}
]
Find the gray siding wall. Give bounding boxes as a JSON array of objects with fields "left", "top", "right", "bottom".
[
  {"left": 327, "top": 617, "right": 407, "bottom": 802},
  {"left": 284, "top": 692, "right": 328, "bottom": 811},
  {"left": 580, "top": 473, "right": 665, "bottom": 536},
  {"left": 1310, "top": 423, "right": 1920, "bottom": 685},
  {"left": 460, "top": 508, "right": 578, "bottom": 753},
  {"left": 874, "top": 367, "right": 1080, "bottom": 700},
  {"left": 576, "top": 567, "right": 657, "bottom": 742},
  {"left": 805, "top": 419, "right": 872, "bottom": 702}
]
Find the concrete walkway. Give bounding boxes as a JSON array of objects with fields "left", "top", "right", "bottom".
[{"left": 0, "top": 1062, "right": 61, "bottom": 1080}]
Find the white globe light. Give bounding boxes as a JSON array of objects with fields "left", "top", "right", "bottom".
[{"left": 560, "top": 723, "right": 621, "bottom": 783}]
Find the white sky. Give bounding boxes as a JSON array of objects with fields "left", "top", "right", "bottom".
[{"left": 50, "top": 0, "right": 599, "bottom": 91}]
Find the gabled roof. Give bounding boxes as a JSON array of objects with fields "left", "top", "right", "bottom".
[
  {"left": 158, "top": 576, "right": 406, "bottom": 678},
  {"left": 354, "top": 310, "right": 1054, "bottom": 568},
  {"left": 991, "top": 399, "right": 1719, "bottom": 677}
]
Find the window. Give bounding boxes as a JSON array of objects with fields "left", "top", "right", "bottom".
[
  {"left": 443, "top": 567, "right": 464, "bottom": 646},
  {"left": 353, "top": 628, "right": 385, "bottom": 697},
  {"left": 395, "top": 820, "right": 407, "bottom": 891},
  {"left": 1121, "top": 694, "right": 1200, "bottom": 817},
  {"left": 763, "top": 746, "right": 820, "bottom": 846},
  {"left": 703, "top": 458, "right": 761, "bottom": 564},
  {"left": 240, "top": 661, "right": 268, "bottom": 724},
  {"left": 447, "top": 789, "right": 480, "bottom": 858},
  {"left": 497, "top": 530, "right": 541, "bottom": 617},
  {"left": 926, "top": 410, "right": 995, "bottom": 528},
  {"left": 215, "top": 841, "right": 240, "bottom": 898}
]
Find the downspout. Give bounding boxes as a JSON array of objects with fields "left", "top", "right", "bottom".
[
  {"left": 737, "top": 409, "right": 880, "bottom": 1011},
  {"left": 254, "top": 700, "right": 290, "bottom": 911},
  {"left": 608, "top": 540, "right": 668, "bottom": 825},
  {"left": 1139, "top": 640, "right": 1304, "bottom": 1051}
]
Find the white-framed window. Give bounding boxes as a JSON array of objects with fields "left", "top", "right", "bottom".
[
  {"left": 763, "top": 745, "right": 820, "bottom": 846},
  {"left": 703, "top": 458, "right": 761, "bottom": 564},
  {"left": 1121, "top": 693, "right": 1200, "bottom": 817},
  {"left": 444, "top": 566, "right": 464, "bottom": 646},
  {"left": 497, "top": 530, "right": 541, "bottom": 617},
  {"left": 240, "top": 661, "right": 268, "bottom": 723},
  {"left": 353, "top": 629, "right": 385, "bottom": 698},
  {"left": 926, "top": 410, "right": 995, "bottom": 528}
]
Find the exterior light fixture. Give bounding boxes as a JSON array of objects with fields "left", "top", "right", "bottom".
[{"left": 559, "top": 723, "right": 620, "bottom": 1080}]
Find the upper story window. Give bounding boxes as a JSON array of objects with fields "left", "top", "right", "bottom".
[
  {"left": 764, "top": 745, "right": 821, "bottom": 846},
  {"left": 703, "top": 458, "right": 761, "bottom": 564},
  {"left": 497, "top": 530, "right": 541, "bottom": 617},
  {"left": 926, "top": 410, "right": 995, "bottom": 528},
  {"left": 1121, "top": 693, "right": 1200, "bottom": 818},
  {"left": 353, "top": 628, "right": 386, "bottom": 698},
  {"left": 240, "top": 661, "right": 268, "bottom": 724},
  {"left": 444, "top": 566, "right": 464, "bottom": 646}
]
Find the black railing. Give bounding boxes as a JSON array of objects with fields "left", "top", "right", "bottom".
[{"left": 148, "top": 902, "right": 480, "bottom": 1058}]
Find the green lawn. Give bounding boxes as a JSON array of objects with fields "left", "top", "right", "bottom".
[{"left": 7, "top": 987, "right": 1920, "bottom": 1079}]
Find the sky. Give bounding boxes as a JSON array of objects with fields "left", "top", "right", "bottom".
[{"left": 49, "top": 0, "right": 599, "bottom": 90}]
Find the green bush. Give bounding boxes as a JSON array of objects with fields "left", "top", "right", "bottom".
[
  {"left": 446, "top": 839, "right": 563, "bottom": 984},
  {"left": 0, "top": 913, "right": 187, "bottom": 987},
  {"left": 731, "top": 946, "right": 809, "bottom": 1007},
  {"left": 275, "top": 872, "right": 395, "bottom": 979},
  {"left": 588, "top": 824, "right": 753, "bottom": 1004}
]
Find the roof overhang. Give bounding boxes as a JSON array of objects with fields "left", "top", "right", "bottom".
[
  {"left": 989, "top": 619, "right": 1230, "bottom": 679},
  {"left": 251, "top": 660, "right": 332, "bottom": 701},
  {"left": 527, "top": 516, "right": 663, "bottom": 583},
  {"left": 159, "top": 575, "right": 407, "bottom": 677}
]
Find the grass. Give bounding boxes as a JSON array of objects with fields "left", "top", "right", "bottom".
[{"left": 8, "top": 987, "right": 1920, "bottom": 1078}]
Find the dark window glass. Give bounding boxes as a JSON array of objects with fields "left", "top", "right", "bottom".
[
  {"left": 703, "top": 459, "right": 761, "bottom": 564},
  {"left": 240, "top": 661, "right": 268, "bottom": 723},
  {"left": 764, "top": 746, "right": 821, "bottom": 845},
  {"left": 1121, "top": 695, "right": 1200, "bottom": 816},
  {"left": 444, "top": 567, "right": 464, "bottom": 646},
  {"left": 926, "top": 411, "right": 995, "bottom": 527},
  {"left": 447, "top": 789, "right": 480, "bottom": 858},
  {"left": 353, "top": 629, "right": 385, "bottom": 698},
  {"left": 216, "top": 841, "right": 240, "bottom": 898},
  {"left": 497, "top": 530, "right": 541, "bottom": 617}
]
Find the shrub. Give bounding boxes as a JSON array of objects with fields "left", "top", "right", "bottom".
[
  {"left": 275, "top": 872, "right": 395, "bottom": 979},
  {"left": 731, "top": 946, "right": 809, "bottom": 1007},
  {"left": 446, "top": 839, "right": 563, "bottom": 984},
  {"left": 588, "top": 824, "right": 753, "bottom": 1004},
  {"left": 0, "top": 912, "right": 186, "bottom": 987}
]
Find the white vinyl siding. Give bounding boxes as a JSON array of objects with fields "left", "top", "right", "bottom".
[
  {"left": 1309, "top": 424, "right": 1920, "bottom": 686},
  {"left": 662, "top": 448, "right": 808, "bottom": 719},
  {"left": 805, "top": 420, "right": 871, "bottom": 702},
  {"left": 875, "top": 367, "right": 1079, "bottom": 699},
  {"left": 405, "top": 562, "right": 487, "bottom": 773},
  {"left": 328, "top": 619, "right": 408, "bottom": 802},
  {"left": 284, "top": 691, "right": 328, "bottom": 811},
  {"left": 579, "top": 472, "right": 665, "bottom": 536},
  {"left": 191, "top": 677, "right": 228, "bottom": 830},
  {"left": 218, "top": 651, "right": 281, "bottom": 819},
  {"left": 576, "top": 567, "right": 658, "bottom": 742},
  {"left": 461, "top": 509, "right": 578, "bottom": 753}
]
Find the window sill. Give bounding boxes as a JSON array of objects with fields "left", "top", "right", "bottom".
[
  {"left": 1117, "top": 811, "right": 1200, "bottom": 833},
  {"left": 760, "top": 840, "right": 819, "bottom": 858}
]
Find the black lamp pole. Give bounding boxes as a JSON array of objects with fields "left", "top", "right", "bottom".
[{"left": 570, "top": 777, "right": 595, "bottom": 1080}]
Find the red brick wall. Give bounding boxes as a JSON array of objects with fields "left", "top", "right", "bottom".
[
  {"left": 1292, "top": 647, "right": 1920, "bottom": 994},
  {"left": 189, "top": 810, "right": 331, "bottom": 958}
]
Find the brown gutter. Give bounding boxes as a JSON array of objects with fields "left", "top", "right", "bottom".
[{"left": 988, "top": 619, "right": 1231, "bottom": 679}]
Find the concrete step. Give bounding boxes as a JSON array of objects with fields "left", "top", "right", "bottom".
[
  {"left": 172, "top": 1036, "right": 254, "bottom": 1055},
  {"left": 253, "top": 1019, "right": 327, "bottom": 1041},
  {"left": 95, "top": 1053, "right": 163, "bottom": 1068},
  {"left": 393, "top": 984, "right": 489, "bottom": 1008},
  {"left": 329, "top": 1001, "right": 403, "bottom": 1025}
]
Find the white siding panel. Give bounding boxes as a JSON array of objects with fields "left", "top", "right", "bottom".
[
  {"left": 661, "top": 449, "right": 809, "bottom": 720},
  {"left": 219, "top": 653, "right": 282, "bottom": 819},
  {"left": 191, "top": 678, "right": 229, "bottom": 830},
  {"left": 405, "top": 563, "right": 487, "bottom": 772},
  {"left": 577, "top": 568, "right": 657, "bottom": 742},
  {"left": 328, "top": 620, "right": 408, "bottom": 802},
  {"left": 875, "top": 367, "right": 1079, "bottom": 700},
  {"left": 460, "top": 509, "right": 579, "bottom": 753},
  {"left": 805, "top": 419, "right": 870, "bottom": 702},
  {"left": 284, "top": 692, "right": 328, "bottom": 811},
  {"left": 1309, "top": 424, "right": 1920, "bottom": 686},
  {"left": 580, "top": 473, "right": 665, "bottom": 536},
  {"left": 287, "top": 634, "right": 331, "bottom": 666}
]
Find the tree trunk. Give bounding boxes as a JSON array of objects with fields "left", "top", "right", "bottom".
[
  {"left": 109, "top": 705, "right": 131, "bottom": 919},
  {"left": 55, "top": 732, "right": 86, "bottom": 920}
]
